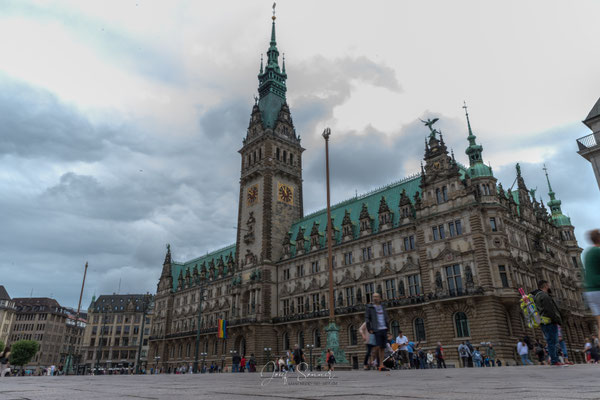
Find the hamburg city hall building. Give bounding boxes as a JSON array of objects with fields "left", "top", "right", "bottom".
[{"left": 149, "top": 13, "right": 591, "bottom": 370}]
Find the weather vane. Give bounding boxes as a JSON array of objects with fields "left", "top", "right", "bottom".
[{"left": 272, "top": 2, "right": 276, "bottom": 20}]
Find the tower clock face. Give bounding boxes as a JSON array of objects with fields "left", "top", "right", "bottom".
[
  {"left": 247, "top": 185, "right": 259, "bottom": 206},
  {"left": 277, "top": 183, "right": 294, "bottom": 205}
]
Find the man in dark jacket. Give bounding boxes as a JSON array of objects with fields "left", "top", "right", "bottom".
[
  {"left": 533, "top": 280, "right": 563, "bottom": 365},
  {"left": 365, "top": 292, "right": 389, "bottom": 371}
]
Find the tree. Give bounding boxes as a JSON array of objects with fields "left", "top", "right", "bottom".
[{"left": 10, "top": 340, "right": 39, "bottom": 369}]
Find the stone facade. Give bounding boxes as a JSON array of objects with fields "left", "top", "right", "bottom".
[
  {"left": 0, "top": 286, "right": 15, "bottom": 347},
  {"left": 10, "top": 297, "right": 69, "bottom": 368},
  {"left": 148, "top": 15, "right": 592, "bottom": 371},
  {"left": 82, "top": 294, "right": 153, "bottom": 373}
]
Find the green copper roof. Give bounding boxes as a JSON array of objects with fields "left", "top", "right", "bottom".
[
  {"left": 171, "top": 244, "right": 236, "bottom": 291},
  {"left": 543, "top": 165, "right": 571, "bottom": 227},
  {"left": 468, "top": 163, "right": 493, "bottom": 179},
  {"left": 463, "top": 102, "right": 493, "bottom": 179},
  {"left": 257, "top": 17, "right": 287, "bottom": 129},
  {"left": 288, "top": 175, "right": 421, "bottom": 255}
]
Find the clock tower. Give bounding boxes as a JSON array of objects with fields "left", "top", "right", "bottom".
[{"left": 236, "top": 11, "right": 304, "bottom": 276}]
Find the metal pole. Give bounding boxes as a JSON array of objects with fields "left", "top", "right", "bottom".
[
  {"left": 193, "top": 286, "right": 205, "bottom": 373},
  {"left": 136, "top": 294, "right": 150, "bottom": 374},
  {"left": 323, "top": 128, "right": 334, "bottom": 322},
  {"left": 68, "top": 262, "right": 88, "bottom": 375},
  {"left": 95, "top": 312, "right": 106, "bottom": 375}
]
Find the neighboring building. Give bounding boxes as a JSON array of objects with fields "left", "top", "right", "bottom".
[
  {"left": 149, "top": 13, "right": 591, "bottom": 369},
  {"left": 82, "top": 294, "right": 153, "bottom": 373},
  {"left": 0, "top": 286, "right": 16, "bottom": 347},
  {"left": 10, "top": 297, "right": 69, "bottom": 369},
  {"left": 577, "top": 97, "right": 600, "bottom": 190},
  {"left": 59, "top": 308, "right": 87, "bottom": 373}
]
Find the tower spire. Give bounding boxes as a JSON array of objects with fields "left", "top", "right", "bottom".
[
  {"left": 463, "top": 101, "right": 492, "bottom": 178},
  {"left": 542, "top": 164, "right": 571, "bottom": 226},
  {"left": 256, "top": 2, "right": 287, "bottom": 128}
]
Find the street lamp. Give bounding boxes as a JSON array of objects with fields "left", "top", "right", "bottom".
[
  {"left": 136, "top": 293, "right": 153, "bottom": 374},
  {"left": 321, "top": 127, "right": 348, "bottom": 365},
  {"left": 229, "top": 349, "right": 237, "bottom": 373},
  {"left": 193, "top": 285, "right": 207, "bottom": 373},
  {"left": 306, "top": 344, "right": 314, "bottom": 371},
  {"left": 154, "top": 355, "right": 160, "bottom": 374},
  {"left": 263, "top": 347, "right": 272, "bottom": 371},
  {"left": 200, "top": 352, "right": 207, "bottom": 373}
]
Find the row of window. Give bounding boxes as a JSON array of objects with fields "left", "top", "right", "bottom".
[
  {"left": 283, "top": 236, "right": 416, "bottom": 281},
  {"left": 16, "top": 313, "right": 49, "bottom": 321},
  {"left": 91, "top": 314, "right": 147, "bottom": 324},
  {"left": 280, "top": 275, "right": 423, "bottom": 315},
  {"left": 432, "top": 220, "right": 463, "bottom": 241}
]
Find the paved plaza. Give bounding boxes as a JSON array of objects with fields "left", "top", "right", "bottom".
[{"left": 1, "top": 365, "right": 600, "bottom": 400}]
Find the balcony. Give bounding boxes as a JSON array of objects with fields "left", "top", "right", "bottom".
[{"left": 577, "top": 133, "right": 598, "bottom": 151}]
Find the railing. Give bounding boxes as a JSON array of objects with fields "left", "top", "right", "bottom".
[
  {"left": 577, "top": 133, "right": 598, "bottom": 151},
  {"left": 272, "top": 287, "right": 485, "bottom": 323}
]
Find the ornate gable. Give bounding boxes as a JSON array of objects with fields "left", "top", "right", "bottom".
[
  {"left": 358, "top": 265, "right": 376, "bottom": 280},
  {"left": 431, "top": 242, "right": 462, "bottom": 263},
  {"left": 399, "top": 255, "right": 419, "bottom": 273},
  {"left": 336, "top": 269, "right": 356, "bottom": 285},
  {"left": 377, "top": 262, "right": 397, "bottom": 277}
]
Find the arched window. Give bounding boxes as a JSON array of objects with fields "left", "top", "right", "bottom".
[
  {"left": 213, "top": 340, "right": 218, "bottom": 355},
  {"left": 178, "top": 344, "right": 183, "bottom": 358},
  {"left": 186, "top": 343, "right": 191, "bottom": 357},
  {"left": 298, "top": 331, "right": 305, "bottom": 349},
  {"left": 454, "top": 312, "right": 470, "bottom": 338},
  {"left": 203, "top": 341, "right": 208, "bottom": 353},
  {"left": 283, "top": 332, "right": 290, "bottom": 351},
  {"left": 413, "top": 318, "right": 426, "bottom": 341},
  {"left": 222, "top": 339, "right": 227, "bottom": 354},
  {"left": 348, "top": 325, "right": 358, "bottom": 346},
  {"left": 314, "top": 329, "right": 321, "bottom": 348},
  {"left": 390, "top": 320, "right": 400, "bottom": 338}
]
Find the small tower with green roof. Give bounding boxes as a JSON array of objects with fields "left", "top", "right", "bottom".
[
  {"left": 543, "top": 164, "right": 571, "bottom": 227},
  {"left": 463, "top": 102, "right": 493, "bottom": 179}
]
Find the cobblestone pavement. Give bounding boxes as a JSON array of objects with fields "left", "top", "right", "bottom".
[{"left": 1, "top": 365, "right": 599, "bottom": 400}]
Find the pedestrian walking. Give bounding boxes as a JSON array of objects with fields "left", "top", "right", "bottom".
[
  {"left": 517, "top": 339, "right": 533, "bottom": 365},
  {"left": 532, "top": 280, "right": 564, "bottom": 365},
  {"left": 458, "top": 342, "right": 471, "bottom": 368},
  {"left": 583, "top": 229, "right": 600, "bottom": 337},
  {"left": 365, "top": 292, "right": 390, "bottom": 371},
  {"left": 557, "top": 329, "right": 573, "bottom": 365},
  {"left": 426, "top": 351, "right": 434, "bottom": 369},
  {"left": 486, "top": 344, "right": 496, "bottom": 367},
  {"left": 326, "top": 349, "right": 336, "bottom": 371},
  {"left": 240, "top": 355, "right": 246, "bottom": 372},
  {"left": 231, "top": 353, "right": 241, "bottom": 372},
  {"left": 293, "top": 344, "right": 305, "bottom": 371},
  {"left": 435, "top": 342, "right": 446, "bottom": 368},
  {"left": 359, "top": 322, "right": 375, "bottom": 370},
  {"left": 465, "top": 340, "right": 474, "bottom": 367},
  {"left": 395, "top": 330, "right": 409, "bottom": 369},
  {"left": 472, "top": 347, "right": 483, "bottom": 367}
]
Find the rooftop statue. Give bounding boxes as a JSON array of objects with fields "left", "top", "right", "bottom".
[{"left": 420, "top": 117, "right": 440, "bottom": 138}]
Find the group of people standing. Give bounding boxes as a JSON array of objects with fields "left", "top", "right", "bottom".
[{"left": 457, "top": 342, "right": 499, "bottom": 367}]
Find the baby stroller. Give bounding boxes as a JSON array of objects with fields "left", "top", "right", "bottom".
[{"left": 383, "top": 343, "right": 400, "bottom": 369}]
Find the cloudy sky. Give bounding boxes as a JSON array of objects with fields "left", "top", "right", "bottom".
[{"left": 1, "top": 0, "right": 598, "bottom": 308}]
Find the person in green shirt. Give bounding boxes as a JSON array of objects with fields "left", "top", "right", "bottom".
[{"left": 583, "top": 229, "right": 600, "bottom": 337}]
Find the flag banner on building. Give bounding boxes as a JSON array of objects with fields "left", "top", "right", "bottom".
[{"left": 217, "top": 319, "right": 227, "bottom": 339}]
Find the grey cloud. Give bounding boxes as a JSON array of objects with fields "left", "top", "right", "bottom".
[{"left": 0, "top": 76, "right": 114, "bottom": 161}]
